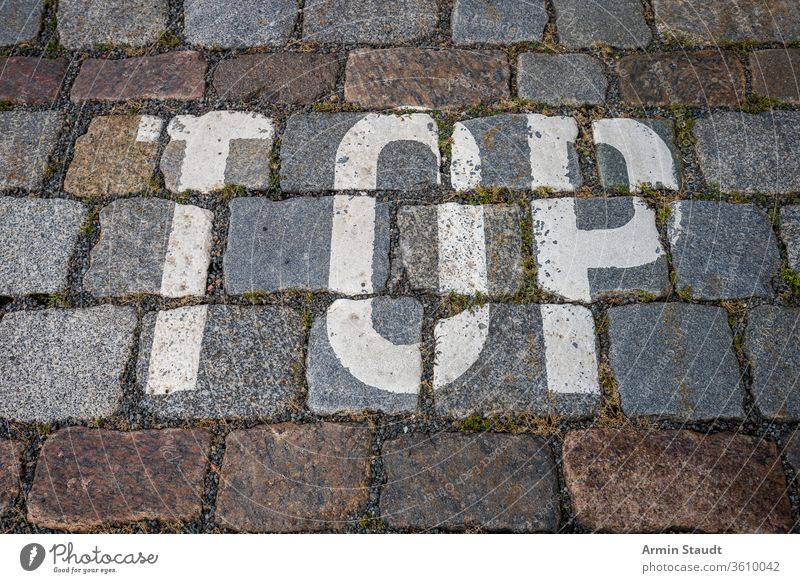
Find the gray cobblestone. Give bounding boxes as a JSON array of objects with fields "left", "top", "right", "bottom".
[
  {"left": 518, "top": 53, "right": 607, "bottom": 106},
  {"left": 0, "top": 111, "right": 62, "bottom": 191},
  {"left": 303, "top": 0, "right": 437, "bottom": 44},
  {"left": 452, "top": 0, "right": 547, "bottom": 45},
  {"left": 184, "top": 0, "right": 297, "bottom": 48},
  {"left": 58, "top": 0, "right": 168, "bottom": 49},
  {"left": 552, "top": 0, "right": 651, "bottom": 49},
  {"left": 0, "top": 0, "right": 43, "bottom": 46}
]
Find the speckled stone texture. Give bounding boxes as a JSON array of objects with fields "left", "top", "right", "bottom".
[
  {"left": 607, "top": 303, "right": 745, "bottom": 421},
  {"left": 694, "top": 112, "right": 800, "bottom": 194},
  {"left": 668, "top": 201, "right": 780, "bottom": 299},
  {"left": 0, "top": 0, "right": 43, "bottom": 46},
  {"left": 780, "top": 205, "right": 800, "bottom": 272},
  {"left": 0, "top": 197, "right": 86, "bottom": 296},
  {"left": 303, "top": 0, "right": 437, "bottom": 44},
  {"left": 0, "top": 306, "right": 136, "bottom": 422},
  {"left": 184, "top": 0, "right": 297, "bottom": 48},
  {"left": 71, "top": 52, "right": 207, "bottom": 101},
  {"left": 381, "top": 433, "right": 560, "bottom": 532},
  {"left": 518, "top": 53, "right": 607, "bottom": 105},
  {"left": 344, "top": 48, "right": 510, "bottom": 109},
  {"left": 746, "top": 306, "right": 800, "bottom": 421},
  {"left": 0, "top": 440, "right": 24, "bottom": 517},
  {"left": 64, "top": 115, "right": 162, "bottom": 198},
  {"left": 216, "top": 424, "right": 373, "bottom": 532},
  {"left": 784, "top": 431, "right": 800, "bottom": 487},
  {"left": 563, "top": 430, "right": 794, "bottom": 533},
  {"left": 28, "top": 427, "right": 211, "bottom": 531},
  {"left": 0, "top": 111, "right": 62, "bottom": 191},
  {"left": 751, "top": 50, "right": 800, "bottom": 103},
  {"left": 452, "top": 0, "right": 547, "bottom": 45},
  {"left": 0, "top": 57, "right": 67, "bottom": 105},
  {"left": 213, "top": 53, "right": 340, "bottom": 104},
  {"left": 552, "top": 0, "right": 651, "bottom": 49},
  {"left": 58, "top": 0, "right": 168, "bottom": 49},
  {"left": 618, "top": 51, "right": 746, "bottom": 107},
  {"left": 138, "top": 306, "right": 304, "bottom": 418}
]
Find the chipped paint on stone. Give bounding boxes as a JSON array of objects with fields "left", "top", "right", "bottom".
[
  {"left": 160, "top": 203, "right": 214, "bottom": 298},
  {"left": 433, "top": 305, "right": 490, "bottom": 389},
  {"left": 145, "top": 306, "right": 208, "bottom": 396},
  {"left": 541, "top": 303, "right": 599, "bottom": 394},
  {"left": 329, "top": 195, "right": 377, "bottom": 295},
  {"left": 136, "top": 115, "right": 164, "bottom": 143},
  {"left": 451, "top": 122, "right": 482, "bottom": 190},
  {"left": 437, "top": 203, "right": 488, "bottom": 294},
  {"left": 527, "top": 114, "right": 580, "bottom": 191}
]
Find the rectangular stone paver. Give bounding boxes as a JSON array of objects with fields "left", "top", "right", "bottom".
[
  {"left": 381, "top": 433, "right": 559, "bottom": 532},
  {"left": 563, "top": 429, "right": 793, "bottom": 533},
  {"left": 668, "top": 201, "right": 779, "bottom": 300},
  {"left": 552, "top": 0, "right": 651, "bottom": 49},
  {"left": 0, "top": 306, "right": 136, "bottom": 421},
  {"left": 0, "top": 57, "right": 67, "bottom": 105},
  {"left": 451, "top": 114, "right": 582, "bottom": 191},
  {"left": 84, "top": 198, "right": 213, "bottom": 298},
  {"left": 452, "top": 0, "right": 547, "bottom": 45},
  {"left": 58, "top": 0, "right": 168, "bottom": 49},
  {"left": 434, "top": 304, "right": 600, "bottom": 418},
  {"left": 184, "top": 0, "right": 297, "bottom": 48},
  {"left": 0, "top": 440, "right": 24, "bottom": 517},
  {"left": 28, "top": 427, "right": 210, "bottom": 531},
  {"left": 224, "top": 196, "right": 389, "bottom": 295},
  {"left": 280, "top": 112, "right": 440, "bottom": 192},
  {"left": 307, "top": 297, "right": 422, "bottom": 414},
  {"left": 780, "top": 205, "right": 800, "bottom": 272},
  {"left": 137, "top": 306, "right": 304, "bottom": 418},
  {"left": 517, "top": 54, "right": 607, "bottom": 106},
  {"left": 532, "top": 197, "right": 669, "bottom": 302},
  {"left": 0, "top": 111, "right": 62, "bottom": 191},
  {"left": 0, "top": 197, "right": 86, "bottom": 296},
  {"left": 396, "top": 203, "right": 523, "bottom": 295},
  {"left": 344, "top": 48, "right": 509, "bottom": 109},
  {"left": 213, "top": 53, "right": 340, "bottom": 104},
  {"left": 746, "top": 306, "right": 800, "bottom": 421},
  {"left": 64, "top": 115, "right": 163, "bottom": 198},
  {"left": 607, "top": 303, "right": 745, "bottom": 421},
  {"left": 303, "top": 0, "right": 437, "bottom": 44},
  {"left": 751, "top": 50, "right": 800, "bottom": 104},
  {"left": 0, "top": 0, "right": 43, "bottom": 46},
  {"left": 217, "top": 424, "right": 372, "bottom": 532},
  {"left": 71, "top": 52, "right": 207, "bottom": 102},
  {"left": 618, "top": 51, "right": 745, "bottom": 107},
  {"left": 694, "top": 112, "right": 800, "bottom": 194}
]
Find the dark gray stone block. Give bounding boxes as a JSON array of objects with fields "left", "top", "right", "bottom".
[
  {"left": 452, "top": 0, "right": 547, "bottom": 45},
  {"left": 518, "top": 53, "right": 607, "bottom": 105}
]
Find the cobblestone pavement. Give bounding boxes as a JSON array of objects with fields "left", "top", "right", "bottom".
[{"left": 1, "top": 0, "right": 800, "bottom": 534}]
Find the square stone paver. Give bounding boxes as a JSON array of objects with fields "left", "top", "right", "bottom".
[
  {"left": 0, "top": 111, "right": 62, "bottom": 191},
  {"left": 83, "top": 198, "right": 213, "bottom": 298},
  {"left": 0, "top": 57, "right": 67, "bottom": 105},
  {"left": 751, "top": 49, "right": 800, "bottom": 104},
  {"left": 452, "top": 0, "right": 547, "bottom": 45},
  {"left": 381, "top": 433, "right": 559, "bottom": 532},
  {"left": 184, "top": 0, "right": 297, "bottom": 48},
  {"left": 668, "top": 201, "right": 780, "bottom": 300},
  {"left": 517, "top": 54, "right": 607, "bottom": 106},
  {"left": 451, "top": 114, "right": 582, "bottom": 192},
  {"left": 607, "top": 303, "right": 745, "bottom": 421},
  {"left": 217, "top": 424, "right": 373, "bottom": 532},
  {"left": 746, "top": 305, "right": 800, "bottom": 421},
  {"left": 161, "top": 111, "right": 274, "bottom": 194},
  {"left": 434, "top": 304, "right": 600, "bottom": 418},
  {"left": 138, "top": 306, "right": 304, "bottom": 418},
  {"left": 58, "top": 0, "right": 168, "bottom": 49},
  {"left": 64, "top": 115, "right": 163, "bottom": 198},
  {"left": 303, "top": 0, "right": 437, "bottom": 44},
  {"left": 396, "top": 203, "right": 523, "bottom": 295},
  {"left": 0, "top": 197, "right": 86, "bottom": 296},
  {"left": 280, "top": 113, "right": 440, "bottom": 192},
  {"left": 0, "top": 0, "right": 43, "bottom": 46},
  {"left": 780, "top": 205, "right": 800, "bottom": 272},
  {"left": 552, "top": 0, "right": 651, "bottom": 49},
  {"left": 224, "top": 196, "right": 390, "bottom": 295},
  {"left": 0, "top": 440, "right": 24, "bottom": 517},
  {"left": 0, "top": 306, "right": 136, "bottom": 421},
  {"left": 531, "top": 197, "right": 669, "bottom": 302},
  {"left": 307, "top": 297, "right": 422, "bottom": 414}
]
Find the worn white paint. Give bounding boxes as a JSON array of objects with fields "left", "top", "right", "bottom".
[
  {"left": 136, "top": 115, "right": 163, "bottom": 143},
  {"left": 541, "top": 304, "right": 600, "bottom": 395},
  {"left": 146, "top": 305, "right": 208, "bottom": 396},
  {"left": 326, "top": 299, "right": 421, "bottom": 394},
  {"left": 328, "top": 195, "right": 376, "bottom": 295},
  {"left": 166, "top": 111, "right": 274, "bottom": 193},
  {"left": 667, "top": 200, "right": 683, "bottom": 249},
  {"left": 160, "top": 203, "right": 214, "bottom": 298},
  {"left": 531, "top": 197, "right": 665, "bottom": 302},
  {"left": 450, "top": 122, "right": 482, "bottom": 191},
  {"left": 437, "top": 203, "right": 488, "bottom": 294},
  {"left": 593, "top": 118, "right": 679, "bottom": 191},
  {"left": 333, "top": 113, "right": 440, "bottom": 190},
  {"left": 433, "top": 305, "right": 490, "bottom": 389},
  {"left": 527, "top": 114, "right": 579, "bottom": 192}
]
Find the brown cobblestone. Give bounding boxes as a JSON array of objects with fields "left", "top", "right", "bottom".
[
  {"left": 0, "top": 439, "right": 24, "bottom": 517},
  {"left": 751, "top": 49, "right": 800, "bottom": 104},
  {"left": 0, "top": 57, "right": 67, "bottom": 105}
]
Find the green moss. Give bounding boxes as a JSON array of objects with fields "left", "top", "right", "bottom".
[
  {"left": 80, "top": 208, "right": 98, "bottom": 236},
  {"left": 656, "top": 202, "right": 672, "bottom": 225},
  {"left": 676, "top": 286, "right": 693, "bottom": 301},
  {"left": 0, "top": 99, "right": 12, "bottom": 111},
  {"left": 359, "top": 516, "right": 387, "bottom": 531},
  {"left": 242, "top": 290, "right": 271, "bottom": 303},
  {"left": 443, "top": 291, "right": 487, "bottom": 316},
  {"left": 32, "top": 292, "right": 73, "bottom": 308},
  {"left": 217, "top": 183, "right": 246, "bottom": 202},
  {"left": 157, "top": 31, "right": 181, "bottom": 49},
  {"left": 782, "top": 267, "right": 800, "bottom": 296},
  {"left": 742, "top": 94, "right": 783, "bottom": 114},
  {"left": 456, "top": 415, "right": 493, "bottom": 432},
  {"left": 301, "top": 308, "right": 312, "bottom": 329},
  {"left": 595, "top": 312, "right": 609, "bottom": 335},
  {"left": 670, "top": 104, "right": 696, "bottom": 148},
  {"left": 633, "top": 289, "right": 656, "bottom": 302}
]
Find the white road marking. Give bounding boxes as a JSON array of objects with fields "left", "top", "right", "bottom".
[
  {"left": 437, "top": 203, "right": 488, "bottom": 294},
  {"left": 328, "top": 195, "right": 376, "bottom": 295},
  {"left": 136, "top": 115, "right": 164, "bottom": 143},
  {"left": 160, "top": 203, "right": 214, "bottom": 298},
  {"left": 527, "top": 114, "right": 579, "bottom": 191},
  {"left": 541, "top": 303, "right": 600, "bottom": 394},
  {"left": 433, "top": 305, "right": 490, "bottom": 389},
  {"left": 450, "top": 122, "right": 482, "bottom": 191},
  {"left": 146, "top": 305, "right": 208, "bottom": 395}
]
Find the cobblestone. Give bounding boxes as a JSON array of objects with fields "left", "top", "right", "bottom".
[
  {"left": 452, "top": 0, "right": 547, "bottom": 46},
  {"left": 185, "top": 0, "right": 297, "bottom": 48},
  {"left": 552, "top": 0, "right": 651, "bottom": 49},
  {"left": 58, "top": 0, "right": 168, "bottom": 49},
  {"left": 517, "top": 54, "right": 607, "bottom": 106},
  {"left": 750, "top": 49, "right": 800, "bottom": 104},
  {"left": 785, "top": 431, "right": 800, "bottom": 487},
  {"left": 780, "top": 205, "right": 800, "bottom": 272},
  {"left": 303, "top": 0, "right": 437, "bottom": 44},
  {"left": 0, "top": 440, "right": 24, "bottom": 517},
  {"left": 0, "top": 57, "right": 67, "bottom": 105},
  {"left": 0, "top": 0, "right": 43, "bottom": 46},
  {"left": 0, "top": 111, "right": 62, "bottom": 191}
]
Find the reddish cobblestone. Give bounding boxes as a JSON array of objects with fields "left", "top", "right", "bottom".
[
  {"left": 0, "top": 57, "right": 67, "bottom": 105},
  {"left": 27, "top": 427, "right": 211, "bottom": 531},
  {"left": 71, "top": 51, "right": 206, "bottom": 102},
  {"left": 563, "top": 430, "right": 793, "bottom": 533},
  {"left": 344, "top": 48, "right": 510, "bottom": 109},
  {"left": 784, "top": 431, "right": 800, "bottom": 487},
  {"left": 0, "top": 439, "right": 24, "bottom": 516},
  {"left": 750, "top": 49, "right": 800, "bottom": 104}
]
